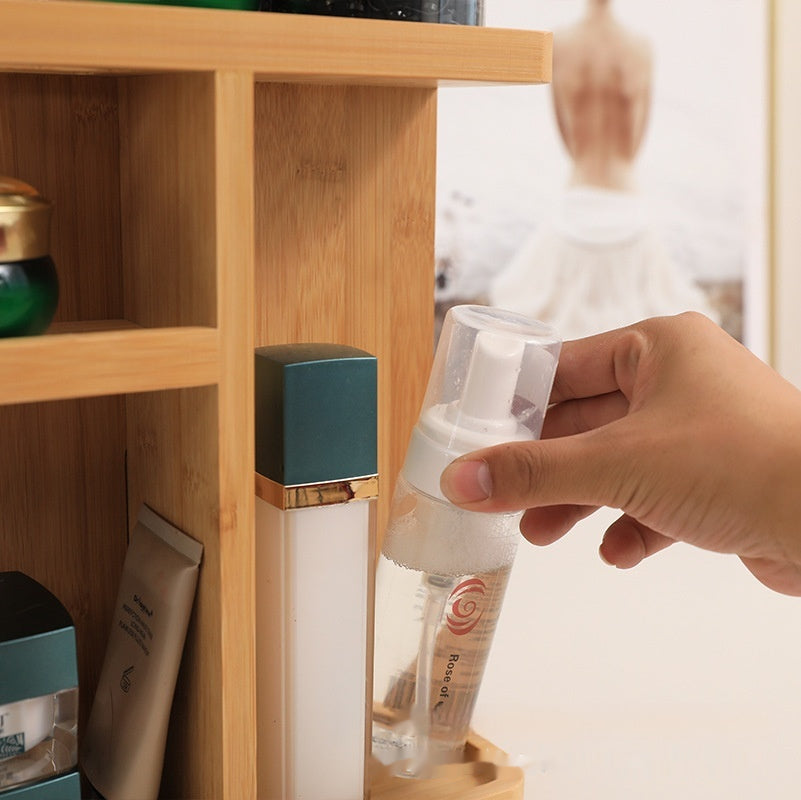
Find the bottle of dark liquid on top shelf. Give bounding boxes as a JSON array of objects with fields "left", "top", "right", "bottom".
[{"left": 260, "top": 0, "right": 483, "bottom": 24}]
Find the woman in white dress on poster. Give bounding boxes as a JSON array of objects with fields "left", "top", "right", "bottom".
[{"left": 490, "top": 0, "right": 718, "bottom": 339}]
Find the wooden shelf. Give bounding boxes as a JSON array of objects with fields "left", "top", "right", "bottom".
[
  {"left": 0, "top": 1, "right": 551, "bottom": 86},
  {"left": 0, "top": 3, "right": 550, "bottom": 797},
  {"left": 0, "top": 324, "right": 218, "bottom": 405}
]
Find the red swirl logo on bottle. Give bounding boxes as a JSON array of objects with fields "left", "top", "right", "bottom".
[{"left": 446, "top": 578, "right": 486, "bottom": 636}]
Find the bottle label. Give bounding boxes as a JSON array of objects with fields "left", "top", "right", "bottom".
[
  {"left": 0, "top": 732, "right": 25, "bottom": 759},
  {"left": 382, "top": 564, "right": 511, "bottom": 747},
  {"left": 445, "top": 578, "right": 485, "bottom": 635}
]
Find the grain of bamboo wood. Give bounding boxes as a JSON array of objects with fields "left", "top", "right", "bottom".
[{"left": 0, "top": 3, "right": 549, "bottom": 796}]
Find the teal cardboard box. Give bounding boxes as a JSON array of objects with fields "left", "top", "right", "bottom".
[{"left": 0, "top": 572, "right": 79, "bottom": 797}]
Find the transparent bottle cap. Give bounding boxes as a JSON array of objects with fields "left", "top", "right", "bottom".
[{"left": 403, "top": 305, "right": 561, "bottom": 500}]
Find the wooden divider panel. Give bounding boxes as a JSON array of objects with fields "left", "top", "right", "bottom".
[{"left": 253, "top": 83, "right": 436, "bottom": 538}]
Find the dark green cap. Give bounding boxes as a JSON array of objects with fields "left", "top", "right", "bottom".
[
  {"left": 0, "top": 572, "right": 78, "bottom": 705},
  {"left": 255, "top": 343, "right": 377, "bottom": 486}
]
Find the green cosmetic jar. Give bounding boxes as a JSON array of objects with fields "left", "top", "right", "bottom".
[{"left": 0, "top": 178, "right": 58, "bottom": 338}]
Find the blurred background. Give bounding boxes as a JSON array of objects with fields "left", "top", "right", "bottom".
[
  {"left": 435, "top": 3, "right": 801, "bottom": 798},
  {"left": 435, "top": 0, "right": 768, "bottom": 355}
]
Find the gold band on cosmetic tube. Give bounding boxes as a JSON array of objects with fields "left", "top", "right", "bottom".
[{"left": 255, "top": 472, "right": 379, "bottom": 511}]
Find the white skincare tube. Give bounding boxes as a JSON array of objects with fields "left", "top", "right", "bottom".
[
  {"left": 256, "top": 492, "right": 375, "bottom": 800},
  {"left": 81, "top": 504, "right": 203, "bottom": 800},
  {"left": 254, "top": 343, "right": 378, "bottom": 800}
]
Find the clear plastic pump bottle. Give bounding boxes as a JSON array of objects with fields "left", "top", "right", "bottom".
[{"left": 372, "top": 305, "right": 561, "bottom": 778}]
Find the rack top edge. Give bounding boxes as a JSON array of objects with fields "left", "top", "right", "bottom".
[{"left": 0, "top": 0, "right": 552, "bottom": 85}]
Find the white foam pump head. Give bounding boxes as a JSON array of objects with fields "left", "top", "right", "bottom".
[{"left": 403, "top": 305, "right": 561, "bottom": 501}]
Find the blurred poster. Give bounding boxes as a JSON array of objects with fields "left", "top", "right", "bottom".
[{"left": 435, "top": 0, "right": 768, "bottom": 354}]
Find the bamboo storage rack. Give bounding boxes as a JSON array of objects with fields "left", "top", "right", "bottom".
[{"left": 0, "top": 2, "right": 551, "bottom": 797}]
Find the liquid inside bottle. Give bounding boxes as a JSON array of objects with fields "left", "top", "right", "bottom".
[{"left": 371, "top": 477, "right": 519, "bottom": 776}]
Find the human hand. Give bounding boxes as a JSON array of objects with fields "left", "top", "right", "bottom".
[{"left": 440, "top": 312, "right": 801, "bottom": 596}]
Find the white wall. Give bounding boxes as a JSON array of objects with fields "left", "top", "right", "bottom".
[{"left": 448, "top": 3, "right": 801, "bottom": 798}]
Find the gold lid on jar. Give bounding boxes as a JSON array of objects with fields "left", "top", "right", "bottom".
[{"left": 0, "top": 177, "right": 52, "bottom": 262}]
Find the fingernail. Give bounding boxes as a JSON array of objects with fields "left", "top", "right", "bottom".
[{"left": 440, "top": 459, "right": 492, "bottom": 504}]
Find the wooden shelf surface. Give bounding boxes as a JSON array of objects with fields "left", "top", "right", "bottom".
[
  {"left": 0, "top": 323, "right": 219, "bottom": 404},
  {"left": 0, "top": 0, "right": 551, "bottom": 86}
]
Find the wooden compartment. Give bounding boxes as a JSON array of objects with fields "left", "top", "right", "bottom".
[
  {"left": 253, "top": 81, "right": 438, "bottom": 534},
  {"left": 0, "top": 71, "right": 221, "bottom": 405},
  {"left": 0, "top": 394, "right": 128, "bottom": 722},
  {"left": 0, "top": 63, "right": 253, "bottom": 799}
]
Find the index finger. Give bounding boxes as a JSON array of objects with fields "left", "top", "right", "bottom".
[
  {"left": 542, "top": 390, "right": 629, "bottom": 438},
  {"left": 551, "top": 324, "right": 647, "bottom": 404}
]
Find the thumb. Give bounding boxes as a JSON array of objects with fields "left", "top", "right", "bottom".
[{"left": 440, "top": 431, "right": 627, "bottom": 514}]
